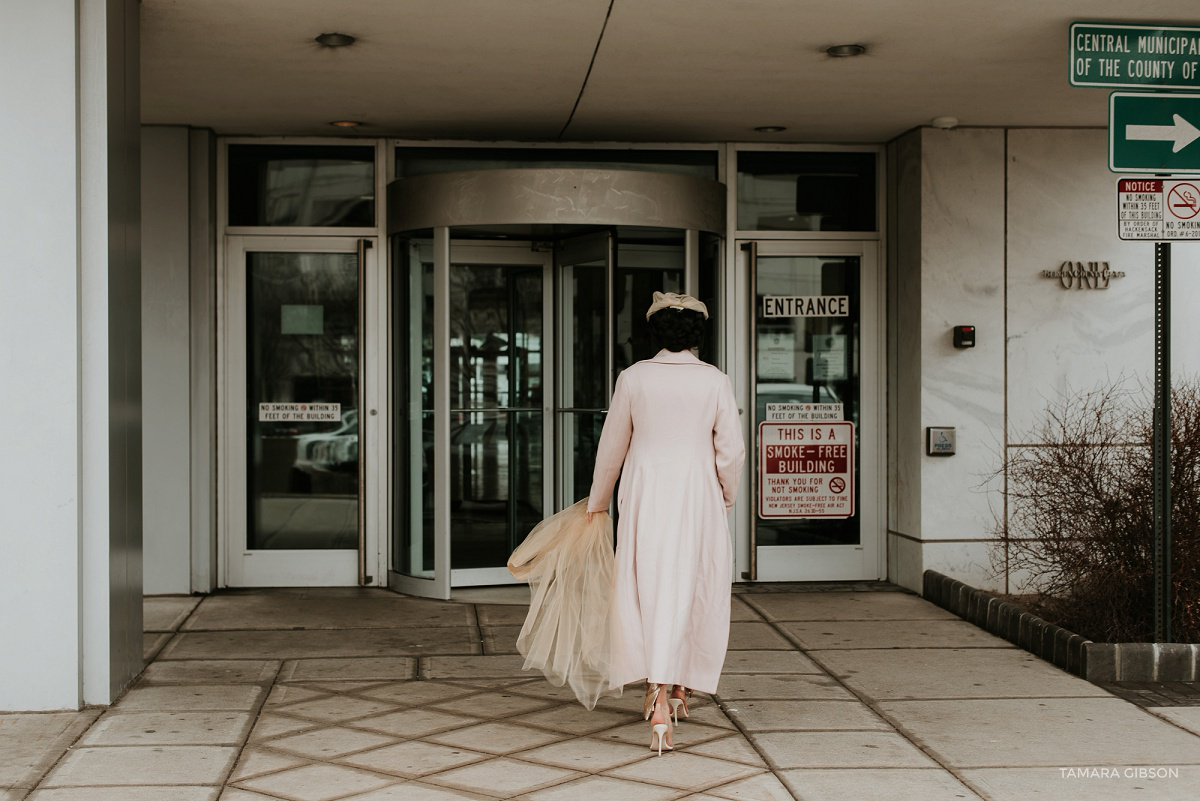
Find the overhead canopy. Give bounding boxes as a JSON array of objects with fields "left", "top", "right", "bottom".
[{"left": 139, "top": 0, "right": 1158, "bottom": 141}]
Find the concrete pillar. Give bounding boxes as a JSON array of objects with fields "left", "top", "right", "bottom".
[
  {"left": 0, "top": 0, "right": 142, "bottom": 710},
  {"left": 887, "top": 127, "right": 1006, "bottom": 595}
]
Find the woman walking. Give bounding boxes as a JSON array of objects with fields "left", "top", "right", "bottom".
[{"left": 586, "top": 291, "right": 746, "bottom": 754}]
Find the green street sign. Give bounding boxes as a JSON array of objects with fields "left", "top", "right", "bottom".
[
  {"left": 1071, "top": 23, "right": 1200, "bottom": 89},
  {"left": 1110, "top": 92, "right": 1200, "bottom": 174}
]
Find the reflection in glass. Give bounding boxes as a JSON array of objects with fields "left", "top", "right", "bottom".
[
  {"left": 246, "top": 251, "right": 358, "bottom": 550},
  {"left": 565, "top": 412, "right": 604, "bottom": 504},
  {"left": 393, "top": 241, "right": 435, "bottom": 577},
  {"left": 557, "top": 237, "right": 609, "bottom": 509},
  {"left": 699, "top": 232, "right": 723, "bottom": 366},
  {"left": 614, "top": 237, "right": 685, "bottom": 372},
  {"left": 566, "top": 260, "right": 607, "bottom": 411},
  {"left": 755, "top": 256, "right": 861, "bottom": 547},
  {"left": 449, "top": 265, "right": 542, "bottom": 410},
  {"left": 448, "top": 260, "right": 544, "bottom": 569},
  {"left": 738, "top": 151, "right": 876, "bottom": 232},
  {"left": 228, "top": 145, "right": 375, "bottom": 227},
  {"left": 450, "top": 410, "right": 543, "bottom": 569}
]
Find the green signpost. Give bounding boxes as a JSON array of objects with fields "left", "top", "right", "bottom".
[
  {"left": 1071, "top": 22, "right": 1185, "bottom": 643},
  {"left": 1109, "top": 92, "right": 1200, "bottom": 173},
  {"left": 1071, "top": 22, "right": 1200, "bottom": 89}
]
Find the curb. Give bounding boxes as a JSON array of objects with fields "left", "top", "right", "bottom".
[{"left": 922, "top": 569, "right": 1200, "bottom": 682}]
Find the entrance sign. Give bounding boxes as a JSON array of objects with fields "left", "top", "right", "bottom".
[
  {"left": 258, "top": 402, "right": 341, "bottom": 422},
  {"left": 762, "top": 295, "right": 849, "bottom": 317},
  {"left": 1110, "top": 93, "right": 1200, "bottom": 173},
  {"left": 1071, "top": 23, "right": 1200, "bottom": 89},
  {"left": 758, "top": 422, "right": 855, "bottom": 519},
  {"left": 1117, "top": 178, "right": 1200, "bottom": 240}
]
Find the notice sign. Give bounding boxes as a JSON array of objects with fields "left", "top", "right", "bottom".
[
  {"left": 259, "top": 402, "right": 341, "bottom": 422},
  {"left": 757, "top": 332, "right": 796, "bottom": 380},
  {"left": 762, "top": 296, "right": 849, "bottom": 318},
  {"left": 758, "top": 422, "right": 855, "bottom": 519},
  {"left": 812, "top": 334, "right": 848, "bottom": 381},
  {"left": 1118, "top": 178, "right": 1200, "bottom": 240},
  {"left": 765, "top": 403, "right": 843, "bottom": 422}
]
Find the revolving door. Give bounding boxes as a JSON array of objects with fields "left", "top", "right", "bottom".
[{"left": 388, "top": 168, "right": 726, "bottom": 598}]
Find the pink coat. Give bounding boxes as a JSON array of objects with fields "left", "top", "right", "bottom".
[{"left": 587, "top": 347, "right": 746, "bottom": 693}]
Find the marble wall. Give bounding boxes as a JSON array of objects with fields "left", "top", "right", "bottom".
[
  {"left": 888, "top": 127, "right": 1007, "bottom": 592},
  {"left": 893, "top": 125, "right": 1200, "bottom": 595}
]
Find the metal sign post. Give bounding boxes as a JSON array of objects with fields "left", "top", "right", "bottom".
[
  {"left": 1153, "top": 242, "right": 1172, "bottom": 643},
  {"left": 1073, "top": 19, "right": 1181, "bottom": 642}
]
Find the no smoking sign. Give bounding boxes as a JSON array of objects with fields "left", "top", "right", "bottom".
[
  {"left": 1118, "top": 178, "right": 1200, "bottom": 239},
  {"left": 1168, "top": 184, "right": 1200, "bottom": 218}
]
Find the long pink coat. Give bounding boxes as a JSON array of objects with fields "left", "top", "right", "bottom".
[{"left": 587, "top": 347, "right": 746, "bottom": 694}]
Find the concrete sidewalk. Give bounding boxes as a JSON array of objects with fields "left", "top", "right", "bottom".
[{"left": 5, "top": 585, "right": 1200, "bottom": 800}]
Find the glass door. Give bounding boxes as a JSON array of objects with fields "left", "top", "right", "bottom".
[
  {"left": 392, "top": 230, "right": 706, "bottom": 599},
  {"left": 392, "top": 237, "right": 553, "bottom": 597},
  {"left": 556, "top": 232, "right": 612, "bottom": 509},
  {"left": 447, "top": 244, "right": 551, "bottom": 586},
  {"left": 223, "top": 236, "right": 382, "bottom": 586},
  {"left": 744, "top": 240, "right": 882, "bottom": 580},
  {"left": 556, "top": 231, "right": 689, "bottom": 511}
]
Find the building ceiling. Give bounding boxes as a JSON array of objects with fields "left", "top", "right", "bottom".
[{"left": 141, "top": 0, "right": 1200, "bottom": 142}]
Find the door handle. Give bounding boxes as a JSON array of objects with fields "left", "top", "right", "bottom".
[{"left": 357, "top": 238, "right": 372, "bottom": 585}]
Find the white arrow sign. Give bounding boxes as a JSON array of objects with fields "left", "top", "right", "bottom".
[{"left": 1127, "top": 114, "right": 1200, "bottom": 153}]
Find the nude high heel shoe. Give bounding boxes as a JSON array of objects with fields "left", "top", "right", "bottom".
[
  {"left": 668, "top": 685, "right": 692, "bottom": 725},
  {"left": 644, "top": 683, "right": 674, "bottom": 755}
]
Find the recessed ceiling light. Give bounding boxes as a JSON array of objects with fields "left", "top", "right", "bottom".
[
  {"left": 931, "top": 116, "right": 959, "bottom": 129},
  {"left": 754, "top": 126, "right": 787, "bottom": 133},
  {"left": 330, "top": 120, "right": 362, "bottom": 128},
  {"left": 826, "top": 43, "right": 866, "bottom": 57},
  {"left": 315, "top": 32, "right": 356, "bottom": 47}
]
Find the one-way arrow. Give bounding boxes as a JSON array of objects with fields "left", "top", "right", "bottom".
[{"left": 1126, "top": 114, "right": 1200, "bottom": 153}]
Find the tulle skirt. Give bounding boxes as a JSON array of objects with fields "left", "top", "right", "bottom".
[{"left": 507, "top": 498, "right": 623, "bottom": 710}]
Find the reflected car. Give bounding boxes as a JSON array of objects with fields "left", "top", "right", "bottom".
[{"left": 292, "top": 409, "right": 359, "bottom": 479}]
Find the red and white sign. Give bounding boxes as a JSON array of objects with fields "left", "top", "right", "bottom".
[
  {"left": 1118, "top": 178, "right": 1200, "bottom": 240},
  {"left": 758, "top": 422, "right": 855, "bottom": 519}
]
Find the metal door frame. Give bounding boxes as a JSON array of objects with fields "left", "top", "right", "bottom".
[
  {"left": 392, "top": 236, "right": 554, "bottom": 597},
  {"left": 736, "top": 238, "right": 886, "bottom": 582},
  {"left": 219, "top": 235, "right": 386, "bottom": 587},
  {"left": 554, "top": 231, "right": 614, "bottom": 511}
]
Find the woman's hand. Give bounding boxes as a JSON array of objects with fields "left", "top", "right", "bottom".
[{"left": 586, "top": 511, "right": 595, "bottom": 524}]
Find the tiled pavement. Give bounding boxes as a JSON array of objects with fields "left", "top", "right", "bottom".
[{"left": 6, "top": 586, "right": 1200, "bottom": 800}]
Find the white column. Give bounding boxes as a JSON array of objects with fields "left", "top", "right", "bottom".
[
  {"left": 0, "top": 0, "right": 142, "bottom": 711},
  {"left": 0, "top": 0, "right": 84, "bottom": 712}
]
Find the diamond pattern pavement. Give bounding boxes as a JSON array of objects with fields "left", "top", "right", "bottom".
[{"left": 13, "top": 585, "right": 1200, "bottom": 801}]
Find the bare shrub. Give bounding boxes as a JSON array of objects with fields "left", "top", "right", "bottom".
[{"left": 995, "top": 379, "right": 1200, "bottom": 643}]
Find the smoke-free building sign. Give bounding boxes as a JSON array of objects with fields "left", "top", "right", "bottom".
[{"left": 758, "top": 422, "right": 855, "bottom": 519}]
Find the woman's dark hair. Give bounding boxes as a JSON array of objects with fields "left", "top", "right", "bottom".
[{"left": 648, "top": 308, "right": 707, "bottom": 353}]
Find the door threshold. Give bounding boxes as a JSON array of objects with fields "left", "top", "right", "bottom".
[{"left": 449, "top": 585, "right": 532, "bottom": 605}]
